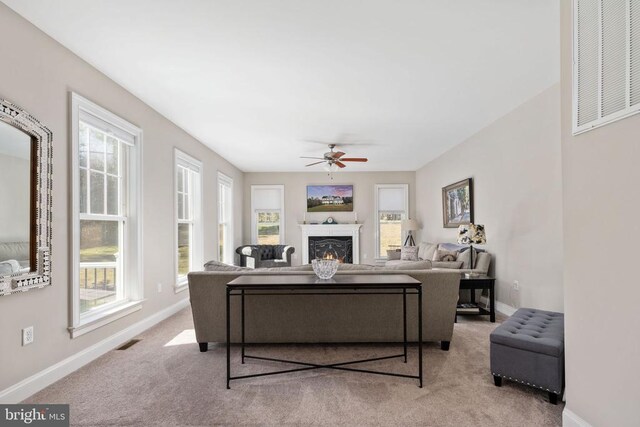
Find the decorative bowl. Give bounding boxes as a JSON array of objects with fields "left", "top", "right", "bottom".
[{"left": 311, "top": 258, "right": 339, "bottom": 280}]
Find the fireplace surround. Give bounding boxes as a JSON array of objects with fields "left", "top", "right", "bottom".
[{"left": 299, "top": 224, "right": 362, "bottom": 264}]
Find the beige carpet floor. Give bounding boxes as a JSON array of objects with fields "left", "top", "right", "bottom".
[{"left": 25, "top": 308, "right": 563, "bottom": 426}]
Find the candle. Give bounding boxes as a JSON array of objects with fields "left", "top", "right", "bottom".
[
  {"left": 303, "top": 212, "right": 306, "bottom": 223},
  {"left": 355, "top": 212, "right": 358, "bottom": 223}
]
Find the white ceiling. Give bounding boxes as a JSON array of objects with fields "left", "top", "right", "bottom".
[{"left": 2, "top": 0, "right": 559, "bottom": 172}]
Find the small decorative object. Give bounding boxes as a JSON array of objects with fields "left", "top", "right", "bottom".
[
  {"left": 312, "top": 258, "right": 339, "bottom": 279},
  {"left": 303, "top": 212, "right": 307, "bottom": 224},
  {"left": 442, "top": 178, "right": 473, "bottom": 228},
  {"left": 323, "top": 217, "right": 336, "bottom": 224},
  {"left": 457, "top": 223, "right": 486, "bottom": 274},
  {"left": 401, "top": 219, "right": 419, "bottom": 246},
  {"left": 307, "top": 185, "right": 353, "bottom": 212},
  {"left": 354, "top": 211, "right": 358, "bottom": 223}
]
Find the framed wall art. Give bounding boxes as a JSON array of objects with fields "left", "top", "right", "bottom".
[
  {"left": 306, "top": 185, "right": 353, "bottom": 212},
  {"left": 442, "top": 178, "right": 473, "bottom": 228}
]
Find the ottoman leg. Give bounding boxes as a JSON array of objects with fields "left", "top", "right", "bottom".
[
  {"left": 441, "top": 341, "right": 450, "bottom": 351},
  {"left": 493, "top": 375, "right": 502, "bottom": 387},
  {"left": 199, "top": 342, "right": 208, "bottom": 353},
  {"left": 548, "top": 392, "right": 559, "bottom": 405}
]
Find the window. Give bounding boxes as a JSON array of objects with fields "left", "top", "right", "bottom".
[
  {"left": 573, "top": 0, "right": 640, "bottom": 133},
  {"left": 70, "top": 93, "right": 142, "bottom": 337},
  {"left": 218, "top": 172, "right": 234, "bottom": 264},
  {"left": 175, "top": 149, "right": 203, "bottom": 289},
  {"left": 375, "top": 184, "right": 409, "bottom": 259},
  {"left": 251, "top": 185, "right": 285, "bottom": 244}
]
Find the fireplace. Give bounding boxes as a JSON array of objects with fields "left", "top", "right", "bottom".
[
  {"left": 309, "top": 236, "right": 353, "bottom": 264},
  {"left": 299, "top": 224, "right": 362, "bottom": 264}
]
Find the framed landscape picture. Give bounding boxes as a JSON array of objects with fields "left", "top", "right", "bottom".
[
  {"left": 442, "top": 178, "right": 473, "bottom": 228},
  {"left": 307, "top": 185, "right": 353, "bottom": 212}
]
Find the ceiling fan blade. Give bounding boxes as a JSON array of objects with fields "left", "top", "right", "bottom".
[
  {"left": 340, "top": 157, "right": 368, "bottom": 162},
  {"left": 305, "top": 161, "right": 326, "bottom": 167},
  {"left": 300, "top": 156, "right": 325, "bottom": 160},
  {"left": 335, "top": 161, "right": 346, "bottom": 168},
  {"left": 330, "top": 151, "right": 346, "bottom": 159}
]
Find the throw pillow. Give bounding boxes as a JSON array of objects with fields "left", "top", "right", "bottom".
[
  {"left": 456, "top": 247, "right": 478, "bottom": 269},
  {"left": 431, "top": 261, "right": 464, "bottom": 269},
  {"left": 432, "top": 249, "right": 458, "bottom": 262},
  {"left": 418, "top": 242, "right": 437, "bottom": 261},
  {"left": 386, "top": 249, "right": 401, "bottom": 260},
  {"left": 400, "top": 246, "right": 419, "bottom": 261}
]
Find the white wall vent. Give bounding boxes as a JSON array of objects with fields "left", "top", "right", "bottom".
[{"left": 573, "top": 0, "right": 640, "bottom": 134}]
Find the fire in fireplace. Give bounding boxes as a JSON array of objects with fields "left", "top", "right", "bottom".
[{"left": 308, "top": 236, "right": 353, "bottom": 264}]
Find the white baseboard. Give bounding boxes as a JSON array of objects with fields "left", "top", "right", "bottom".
[
  {"left": 478, "top": 296, "right": 517, "bottom": 317},
  {"left": 563, "top": 408, "right": 593, "bottom": 427},
  {"left": 0, "top": 298, "right": 189, "bottom": 404}
]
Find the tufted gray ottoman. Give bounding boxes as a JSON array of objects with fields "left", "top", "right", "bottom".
[{"left": 490, "top": 308, "right": 564, "bottom": 404}]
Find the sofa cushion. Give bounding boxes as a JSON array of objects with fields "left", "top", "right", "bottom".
[
  {"left": 383, "top": 260, "right": 431, "bottom": 270},
  {"left": 431, "top": 261, "right": 463, "bottom": 269},
  {"left": 417, "top": 242, "right": 437, "bottom": 261},
  {"left": 261, "top": 265, "right": 313, "bottom": 272},
  {"left": 337, "top": 263, "right": 377, "bottom": 271},
  {"left": 0, "top": 261, "right": 15, "bottom": 276},
  {"left": 490, "top": 308, "right": 564, "bottom": 357},
  {"left": 400, "top": 246, "right": 418, "bottom": 261},
  {"left": 433, "top": 249, "right": 458, "bottom": 262}
]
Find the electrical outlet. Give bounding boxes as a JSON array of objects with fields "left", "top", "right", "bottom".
[
  {"left": 363, "top": 253, "right": 368, "bottom": 259},
  {"left": 513, "top": 280, "right": 520, "bottom": 291},
  {"left": 22, "top": 326, "right": 34, "bottom": 346},
  {"left": 157, "top": 283, "right": 163, "bottom": 293}
]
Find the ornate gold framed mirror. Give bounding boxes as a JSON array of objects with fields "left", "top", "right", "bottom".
[{"left": 0, "top": 99, "right": 52, "bottom": 296}]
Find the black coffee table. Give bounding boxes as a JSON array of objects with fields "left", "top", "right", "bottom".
[
  {"left": 457, "top": 274, "right": 496, "bottom": 322},
  {"left": 226, "top": 274, "right": 423, "bottom": 388}
]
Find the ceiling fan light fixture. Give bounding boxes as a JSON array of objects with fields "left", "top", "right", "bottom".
[{"left": 323, "top": 162, "right": 337, "bottom": 172}]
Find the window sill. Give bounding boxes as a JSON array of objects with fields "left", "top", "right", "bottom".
[
  {"left": 68, "top": 300, "right": 143, "bottom": 339},
  {"left": 174, "top": 283, "right": 189, "bottom": 294}
]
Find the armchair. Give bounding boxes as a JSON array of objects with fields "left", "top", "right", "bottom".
[{"left": 235, "top": 245, "right": 295, "bottom": 269}]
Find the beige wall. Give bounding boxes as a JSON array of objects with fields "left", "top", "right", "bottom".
[
  {"left": 243, "top": 172, "right": 416, "bottom": 265},
  {"left": 415, "top": 84, "right": 564, "bottom": 312},
  {"left": 560, "top": 1, "right": 639, "bottom": 425},
  {"left": 0, "top": 4, "right": 243, "bottom": 393}
]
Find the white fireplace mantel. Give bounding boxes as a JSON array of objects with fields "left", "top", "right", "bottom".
[{"left": 299, "top": 223, "right": 363, "bottom": 264}]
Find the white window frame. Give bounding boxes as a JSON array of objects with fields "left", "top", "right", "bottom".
[
  {"left": 174, "top": 149, "right": 203, "bottom": 292},
  {"left": 374, "top": 184, "right": 409, "bottom": 261},
  {"left": 572, "top": 0, "right": 640, "bottom": 134},
  {"left": 251, "top": 185, "right": 285, "bottom": 245},
  {"left": 217, "top": 172, "right": 234, "bottom": 264},
  {"left": 69, "top": 92, "right": 143, "bottom": 338}
]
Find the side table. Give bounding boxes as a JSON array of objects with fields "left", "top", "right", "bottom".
[{"left": 457, "top": 274, "right": 496, "bottom": 322}]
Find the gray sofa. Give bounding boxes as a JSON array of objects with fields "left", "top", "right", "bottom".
[
  {"left": 386, "top": 242, "right": 491, "bottom": 275},
  {"left": 188, "top": 265, "right": 461, "bottom": 352},
  {"left": 0, "top": 242, "right": 30, "bottom": 275}
]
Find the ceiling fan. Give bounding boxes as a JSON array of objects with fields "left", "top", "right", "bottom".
[{"left": 301, "top": 144, "right": 368, "bottom": 169}]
